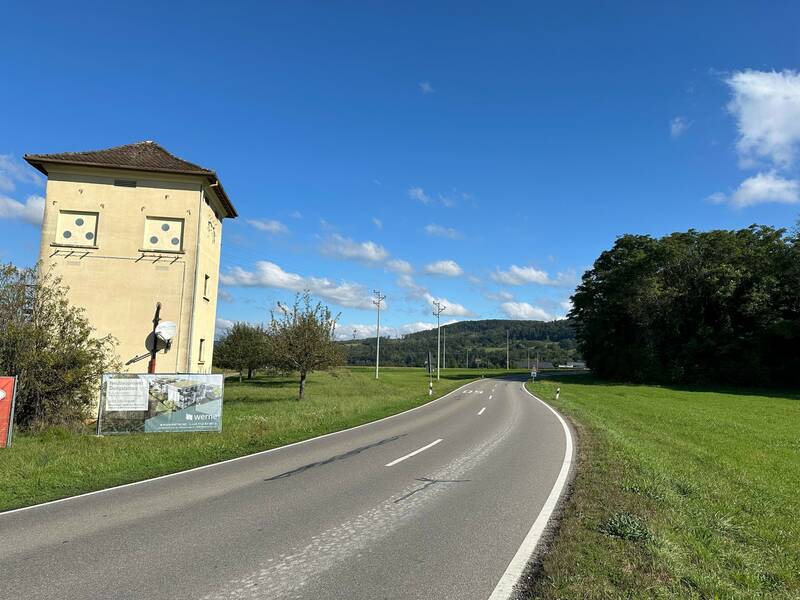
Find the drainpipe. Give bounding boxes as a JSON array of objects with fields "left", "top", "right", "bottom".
[{"left": 186, "top": 187, "right": 204, "bottom": 372}]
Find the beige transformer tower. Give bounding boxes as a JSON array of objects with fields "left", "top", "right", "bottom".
[{"left": 25, "top": 141, "right": 238, "bottom": 374}]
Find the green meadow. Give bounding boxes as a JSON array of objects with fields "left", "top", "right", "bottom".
[{"left": 526, "top": 376, "right": 800, "bottom": 599}]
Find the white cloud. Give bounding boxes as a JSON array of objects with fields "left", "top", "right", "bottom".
[
  {"left": 220, "top": 261, "right": 373, "bottom": 309},
  {"left": 218, "top": 289, "right": 235, "bottom": 303},
  {"left": 419, "top": 81, "right": 435, "bottom": 94},
  {"left": 560, "top": 298, "right": 573, "bottom": 312},
  {"left": 424, "top": 294, "right": 473, "bottom": 317},
  {"left": 710, "top": 171, "right": 799, "bottom": 208},
  {"left": 726, "top": 69, "right": 800, "bottom": 168},
  {"left": 424, "top": 259, "right": 463, "bottom": 277},
  {"left": 0, "top": 155, "right": 43, "bottom": 193},
  {"left": 408, "top": 186, "right": 465, "bottom": 208},
  {"left": 0, "top": 194, "right": 44, "bottom": 225},
  {"left": 289, "top": 210, "right": 303, "bottom": 219},
  {"left": 215, "top": 317, "right": 235, "bottom": 338},
  {"left": 500, "top": 302, "right": 556, "bottom": 321},
  {"left": 396, "top": 273, "right": 475, "bottom": 317},
  {"left": 707, "top": 192, "right": 727, "bottom": 204},
  {"left": 336, "top": 320, "right": 440, "bottom": 340},
  {"left": 491, "top": 265, "right": 576, "bottom": 287},
  {"left": 320, "top": 234, "right": 389, "bottom": 263},
  {"left": 424, "top": 223, "right": 462, "bottom": 239},
  {"left": 408, "top": 186, "right": 432, "bottom": 204},
  {"left": 372, "top": 217, "right": 383, "bottom": 230},
  {"left": 246, "top": 218, "right": 288, "bottom": 235},
  {"left": 670, "top": 116, "right": 690, "bottom": 139},
  {"left": 386, "top": 259, "right": 413, "bottom": 274},
  {"left": 398, "top": 321, "right": 438, "bottom": 335},
  {"left": 485, "top": 290, "right": 515, "bottom": 302}
]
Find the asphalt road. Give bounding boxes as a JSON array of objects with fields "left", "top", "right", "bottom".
[{"left": 0, "top": 375, "right": 571, "bottom": 600}]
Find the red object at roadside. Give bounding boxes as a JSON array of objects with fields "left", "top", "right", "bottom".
[{"left": 0, "top": 376, "right": 17, "bottom": 448}]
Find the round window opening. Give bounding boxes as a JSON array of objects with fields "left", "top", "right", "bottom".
[
  {"left": 85, "top": 232, "right": 94, "bottom": 240},
  {"left": 63, "top": 231, "right": 72, "bottom": 239},
  {"left": 161, "top": 223, "right": 170, "bottom": 231},
  {"left": 171, "top": 237, "right": 180, "bottom": 246},
  {"left": 150, "top": 236, "right": 159, "bottom": 245},
  {"left": 75, "top": 218, "right": 84, "bottom": 226}
]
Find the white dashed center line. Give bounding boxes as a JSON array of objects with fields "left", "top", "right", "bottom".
[
  {"left": 385, "top": 439, "right": 443, "bottom": 467},
  {"left": 477, "top": 407, "right": 486, "bottom": 416}
]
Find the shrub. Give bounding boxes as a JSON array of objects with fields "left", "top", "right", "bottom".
[{"left": 0, "top": 263, "right": 118, "bottom": 429}]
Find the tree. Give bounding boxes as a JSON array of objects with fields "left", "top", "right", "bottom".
[
  {"left": 0, "top": 262, "right": 118, "bottom": 429},
  {"left": 214, "top": 322, "right": 270, "bottom": 381},
  {"left": 569, "top": 225, "right": 800, "bottom": 386},
  {"left": 267, "top": 292, "right": 344, "bottom": 399}
]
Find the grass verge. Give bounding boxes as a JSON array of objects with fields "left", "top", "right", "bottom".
[
  {"left": 526, "top": 376, "right": 800, "bottom": 599},
  {"left": 0, "top": 366, "right": 516, "bottom": 512}
]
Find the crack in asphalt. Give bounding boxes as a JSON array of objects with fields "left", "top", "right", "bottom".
[{"left": 393, "top": 477, "right": 470, "bottom": 504}]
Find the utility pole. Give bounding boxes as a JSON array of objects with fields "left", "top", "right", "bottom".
[
  {"left": 432, "top": 300, "right": 446, "bottom": 381},
  {"left": 373, "top": 290, "right": 385, "bottom": 380}
]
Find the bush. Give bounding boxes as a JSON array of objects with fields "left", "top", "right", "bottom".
[{"left": 0, "top": 263, "right": 118, "bottom": 429}]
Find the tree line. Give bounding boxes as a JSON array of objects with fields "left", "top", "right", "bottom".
[
  {"left": 569, "top": 224, "right": 800, "bottom": 386},
  {"left": 340, "top": 319, "right": 580, "bottom": 368},
  {"left": 214, "top": 292, "right": 344, "bottom": 398}
]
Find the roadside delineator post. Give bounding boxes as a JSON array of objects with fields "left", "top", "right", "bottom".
[{"left": 556, "top": 387, "right": 561, "bottom": 401}]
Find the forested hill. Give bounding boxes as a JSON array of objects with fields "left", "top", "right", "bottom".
[{"left": 340, "top": 319, "right": 580, "bottom": 368}]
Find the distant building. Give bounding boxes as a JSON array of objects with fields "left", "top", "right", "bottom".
[{"left": 25, "top": 141, "right": 237, "bottom": 373}]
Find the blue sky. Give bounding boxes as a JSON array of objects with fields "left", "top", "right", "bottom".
[{"left": 2, "top": 1, "right": 799, "bottom": 338}]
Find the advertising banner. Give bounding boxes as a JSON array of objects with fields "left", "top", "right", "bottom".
[
  {"left": 98, "top": 373, "right": 224, "bottom": 435},
  {"left": 0, "top": 376, "right": 17, "bottom": 448}
]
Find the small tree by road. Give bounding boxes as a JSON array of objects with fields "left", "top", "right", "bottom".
[
  {"left": 0, "top": 262, "right": 118, "bottom": 429},
  {"left": 268, "top": 292, "right": 344, "bottom": 399},
  {"left": 214, "top": 322, "right": 270, "bottom": 381}
]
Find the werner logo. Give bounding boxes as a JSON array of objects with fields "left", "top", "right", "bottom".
[{"left": 185, "top": 413, "right": 217, "bottom": 421}]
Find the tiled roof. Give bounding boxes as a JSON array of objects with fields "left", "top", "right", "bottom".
[{"left": 25, "top": 141, "right": 237, "bottom": 218}]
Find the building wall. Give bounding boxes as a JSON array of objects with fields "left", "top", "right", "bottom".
[
  {"left": 38, "top": 165, "right": 225, "bottom": 374},
  {"left": 188, "top": 185, "right": 224, "bottom": 373}
]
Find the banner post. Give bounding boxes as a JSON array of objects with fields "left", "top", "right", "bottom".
[{"left": 0, "top": 376, "right": 18, "bottom": 448}]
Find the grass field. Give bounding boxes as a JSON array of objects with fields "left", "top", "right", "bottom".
[
  {"left": 0, "top": 366, "right": 516, "bottom": 512},
  {"left": 526, "top": 376, "right": 800, "bottom": 599}
]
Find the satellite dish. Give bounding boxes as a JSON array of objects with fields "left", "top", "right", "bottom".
[{"left": 155, "top": 321, "right": 177, "bottom": 343}]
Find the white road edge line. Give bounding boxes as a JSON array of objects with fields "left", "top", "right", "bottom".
[
  {"left": 477, "top": 407, "right": 486, "bottom": 416},
  {"left": 486, "top": 382, "right": 574, "bottom": 600},
  {"left": 384, "top": 438, "right": 442, "bottom": 467},
  {"left": 488, "top": 395, "right": 493, "bottom": 400},
  {"left": 0, "top": 376, "right": 497, "bottom": 518}
]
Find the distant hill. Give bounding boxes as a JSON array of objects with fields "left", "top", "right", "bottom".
[{"left": 339, "top": 319, "right": 579, "bottom": 369}]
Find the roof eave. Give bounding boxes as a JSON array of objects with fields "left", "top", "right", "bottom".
[{"left": 23, "top": 155, "right": 238, "bottom": 219}]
